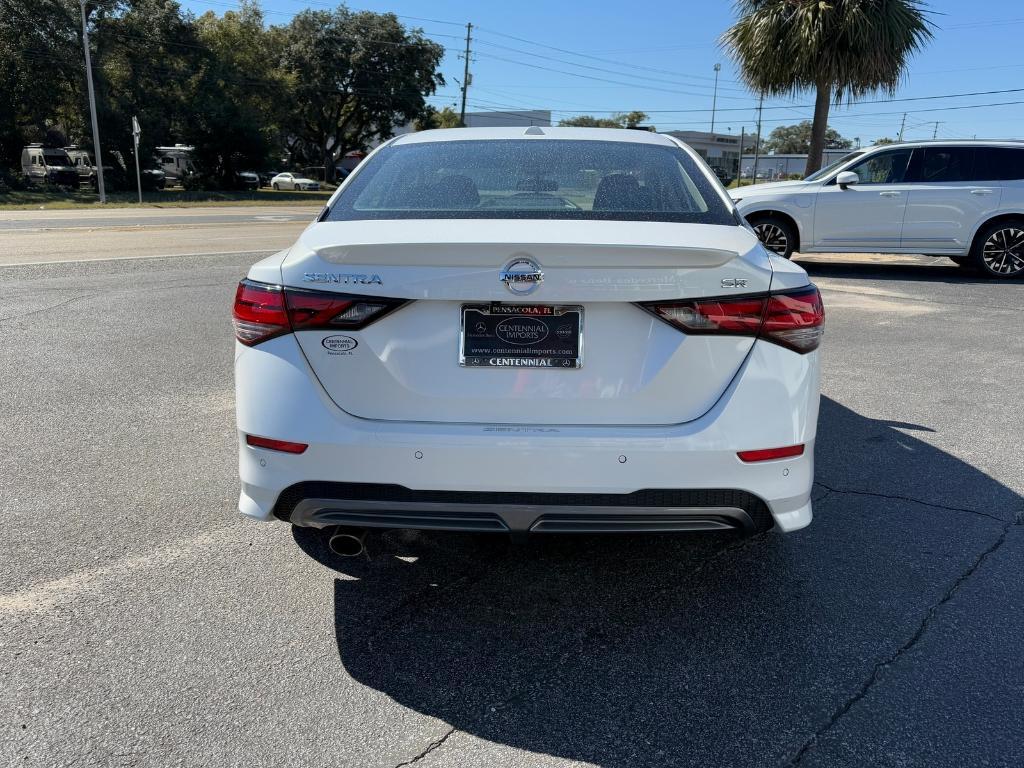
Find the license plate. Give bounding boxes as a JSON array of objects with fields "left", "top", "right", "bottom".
[{"left": 460, "top": 303, "right": 583, "bottom": 368}]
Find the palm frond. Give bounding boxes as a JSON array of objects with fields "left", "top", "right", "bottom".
[{"left": 721, "top": 0, "right": 934, "bottom": 101}]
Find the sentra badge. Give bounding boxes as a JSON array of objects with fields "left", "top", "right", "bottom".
[{"left": 303, "top": 272, "right": 382, "bottom": 285}]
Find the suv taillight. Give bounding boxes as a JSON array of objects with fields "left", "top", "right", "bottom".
[
  {"left": 639, "top": 285, "right": 824, "bottom": 353},
  {"left": 232, "top": 279, "right": 407, "bottom": 346}
]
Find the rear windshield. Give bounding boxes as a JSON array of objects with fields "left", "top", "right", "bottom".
[{"left": 325, "top": 139, "right": 733, "bottom": 224}]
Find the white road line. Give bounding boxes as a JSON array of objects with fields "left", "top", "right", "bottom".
[
  {"left": 0, "top": 248, "right": 279, "bottom": 267},
  {"left": 0, "top": 206, "right": 320, "bottom": 222},
  {"left": 0, "top": 219, "right": 304, "bottom": 233},
  {"left": 0, "top": 526, "right": 239, "bottom": 617}
]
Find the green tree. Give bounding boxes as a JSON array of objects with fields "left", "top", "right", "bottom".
[
  {"left": 615, "top": 111, "right": 649, "bottom": 129},
  {"left": 558, "top": 115, "right": 622, "bottom": 128},
  {"left": 722, "top": 0, "right": 932, "bottom": 175},
  {"left": 91, "top": 0, "right": 206, "bottom": 184},
  {"left": 873, "top": 136, "right": 898, "bottom": 145},
  {"left": 189, "top": 1, "right": 292, "bottom": 184},
  {"left": 763, "top": 121, "right": 852, "bottom": 154},
  {"left": 414, "top": 105, "right": 461, "bottom": 131},
  {"left": 0, "top": 0, "right": 87, "bottom": 170},
  {"left": 280, "top": 7, "right": 444, "bottom": 180},
  {"left": 558, "top": 111, "right": 651, "bottom": 129}
]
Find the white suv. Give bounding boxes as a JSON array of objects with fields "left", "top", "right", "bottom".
[
  {"left": 233, "top": 128, "right": 822, "bottom": 558},
  {"left": 731, "top": 140, "right": 1024, "bottom": 278}
]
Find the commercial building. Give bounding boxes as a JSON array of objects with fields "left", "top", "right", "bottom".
[
  {"left": 463, "top": 110, "right": 551, "bottom": 128},
  {"left": 391, "top": 110, "right": 552, "bottom": 140},
  {"left": 662, "top": 130, "right": 745, "bottom": 177},
  {"left": 740, "top": 148, "right": 855, "bottom": 180}
]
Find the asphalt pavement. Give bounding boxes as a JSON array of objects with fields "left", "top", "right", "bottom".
[
  {"left": 1, "top": 229, "right": 1022, "bottom": 767},
  {"left": 0, "top": 205, "right": 322, "bottom": 230},
  {"left": 0, "top": 206, "right": 318, "bottom": 266}
]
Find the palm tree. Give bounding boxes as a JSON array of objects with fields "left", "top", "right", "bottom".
[{"left": 722, "top": 0, "right": 933, "bottom": 175}]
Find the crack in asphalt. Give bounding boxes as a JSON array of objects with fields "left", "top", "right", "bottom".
[
  {"left": 0, "top": 291, "right": 100, "bottom": 324},
  {"left": 351, "top": 472, "right": 1009, "bottom": 768},
  {"left": 470, "top": 534, "right": 768, "bottom": 723},
  {"left": 393, "top": 727, "right": 458, "bottom": 767},
  {"left": 781, "top": 510, "right": 1023, "bottom": 766},
  {"left": 374, "top": 531, "right": 767, "bottom": 766},
  {"left": 813, "top": 480, "right": 1011, "bottom": 524},
  {"left": 0, "top": 276, "right": 235, "bottom": 326}
]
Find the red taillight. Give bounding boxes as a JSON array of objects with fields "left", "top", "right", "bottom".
[
  {"left": 648, "top": 297, "right": 765, "bottom": 336},
  {"left": 233, "top": 280, "right": 288, "bottom": 346},
  {"left": 233, "top": 279, "right": 407, "bottom": 346},
  {"left": 285, "top": 289, "right": 405, "bottom": 331},
  {"left": 761, "top": 286, "right": 825, "bottom": 353},
  {"left": 737, "top": 444, "right": 805, "bottom": 462},
  {"left": 640, "top": 285, "right": 824, "bottom": 353},
  {"left": 245, "top": 434, "right": 308, "bottom": 454}
]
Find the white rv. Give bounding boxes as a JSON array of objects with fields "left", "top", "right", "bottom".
[
  {"left": 155, "top": 145, "right": 195, "bottom": 186},
  {"left": 21, "top": 145, "right": 79, "bottom": 187}
]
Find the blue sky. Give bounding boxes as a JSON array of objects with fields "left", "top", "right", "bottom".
[{"left": 183, "top": 0, "right": 1024, "bottom": 144}]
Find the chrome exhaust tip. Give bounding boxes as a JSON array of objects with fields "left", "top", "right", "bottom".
[{"left": 327, "top": 527, "right": 367, "bottom": 557}]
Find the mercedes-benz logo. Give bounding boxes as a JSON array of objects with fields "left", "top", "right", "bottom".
[{"left": 500, "top": 258, "right": 544, "bottom": 295}]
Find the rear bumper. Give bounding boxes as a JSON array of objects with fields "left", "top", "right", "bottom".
[
  {"left": 236, "top": 336, "right": 820, "bottom": 534},
  {"left": 274, "top": 483, "right": 774, "bottom": 534}
]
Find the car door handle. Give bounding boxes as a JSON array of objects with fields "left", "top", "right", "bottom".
[
  {"left": 878, "top": 191, "right": 901, "bottom": 197},
  {"left": 971, "top": 189, "right": 994, "bottom": 195}
]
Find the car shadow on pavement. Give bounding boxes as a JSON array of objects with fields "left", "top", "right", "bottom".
[
  {"left": 292, "top": 396, "right": 1022, "bottom": 767},
  {"left": 796, "top": 257, "right": 1024, "bottom": 285}
]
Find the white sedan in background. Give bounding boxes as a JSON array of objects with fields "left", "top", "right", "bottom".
[
  {"left": 233, "top": 127, "right": 823, "bottom": 560},
  {"left": 270, "top": 172, "right": 320, "bottom": 191}
]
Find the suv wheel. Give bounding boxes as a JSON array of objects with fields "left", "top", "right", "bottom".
[
  {"left": 974, "top": 221, "right": 1024, "bottom": 278},
  {"left": 750, "top": 215, "right": 796, "bottom": 259}
]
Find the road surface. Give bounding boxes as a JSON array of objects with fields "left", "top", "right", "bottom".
[
  {"left": 2, "top": 217, "right": 1022, "bottom": 767},
  {"left": 0, "top": 205, "right": 319, "bottom": 265}
]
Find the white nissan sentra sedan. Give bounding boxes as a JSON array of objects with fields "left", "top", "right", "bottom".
[{"left": 233, "top": 127, "right": 823, "bottom": 557}]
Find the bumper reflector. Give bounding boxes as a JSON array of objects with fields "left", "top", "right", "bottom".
[
  {"left": 245, "top": 434, "right": 308, "bottom": 454},
  {"left": 737, "top": 444, "right": 804, "bottom": 463}
]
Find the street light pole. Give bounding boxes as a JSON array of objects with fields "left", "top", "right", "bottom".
[
  {"left": 710, "top": 63, "right": 721, "bottom": 136},
  {"left": 79, "top": 0, "right": 105, "bottom": 203}
]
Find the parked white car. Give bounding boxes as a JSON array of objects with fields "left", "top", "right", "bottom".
[
  {"left": 233, "top": 127, "right": 823, "bottom": 558},
  {"left": 731, "top": 140, "right": 1024, "bottom": 278},
  {"left": 270, "top": 172, "right": 320, "bottom": 191}
]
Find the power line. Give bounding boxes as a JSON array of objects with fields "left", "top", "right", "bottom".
[
  {"left": 473, "top": 25, "right": 744, "bottom": 87},
  {"left": 470, "top": 50, "right": 758, "bottom": 98},
  {"left": 456, "top": 85, "right": 1024, "bottom": 117},
  {"left": 16, "top": 47, "right": 459, "bottom": 103},
  {"left": 471, "top": 38, "right": 748, "bottom": 96}
]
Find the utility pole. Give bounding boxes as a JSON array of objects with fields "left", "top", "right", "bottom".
[
  {"left": 932, "top": 121, "right": 941, "bottom": 139},
  {"left": 737, "top": 126, "right": 745, "bottom": 184},
  {"left": 79, "top": 0, "right": 105, "bottom": 203},
  {"left": 710, "top": 63, "right": 721, "bottom": 136},
  {"left": 897, "top": 112, "right": 907, "bottom": 143},
  {"left": 458, "top": 22, "right": 473, "bottom": 127},
  {"left": 752, "top": 93, "right": 764, "bottom": 185}
]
